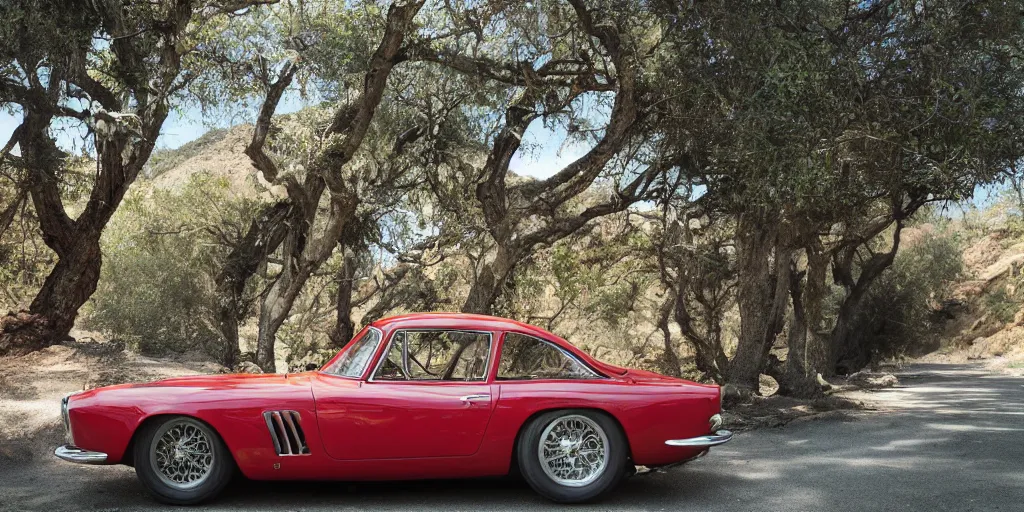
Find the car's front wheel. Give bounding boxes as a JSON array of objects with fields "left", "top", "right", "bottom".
[
  {"left": 517, "top": 409, "right": 628, "bottom": 503},
  {"left": 133, "top": 416, "right": 234, "bottom": 505}
]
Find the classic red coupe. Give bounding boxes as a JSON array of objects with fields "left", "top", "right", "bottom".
[{"left": 55, "top": 313, "right": 731, "bottom": 505}]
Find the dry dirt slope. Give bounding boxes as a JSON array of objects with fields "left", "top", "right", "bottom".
[
  {"left": 918, "top": 226, "right": 1024, "bottom": 373},
  {"left": 0, "top": 339, "right": 223, "bottom": 463}
]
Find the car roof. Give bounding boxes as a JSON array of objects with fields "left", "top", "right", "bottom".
[{"left": 370, "top": 312, "right": 552, "bottom": 337}]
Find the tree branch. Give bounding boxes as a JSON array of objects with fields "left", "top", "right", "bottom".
[
  {"left": 244, "top": 60, "right": 298, "bottom": 183},
  {"left": 515, "top": 0, "right": 642, "bottom": 209}
]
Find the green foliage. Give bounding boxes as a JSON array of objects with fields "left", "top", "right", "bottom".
[
  {"left": 501, "top": 214, "right": 663, "bottom": 365},
  {"left": 852, "top": 228, "right": 964, "bottom": 361},
  {"left": 85, "top": 175, "right": 264, "bottom": 356},
  {"left": 983, "top": 288, "right": 1019, "bottom": 325}
]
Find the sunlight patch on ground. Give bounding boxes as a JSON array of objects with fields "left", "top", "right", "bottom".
[
  {"left": 926, "top": 423, "right": 1024, "bottom": 432},
  {"left": 870, "top": 438, "right": 952, "bottom": 451}
]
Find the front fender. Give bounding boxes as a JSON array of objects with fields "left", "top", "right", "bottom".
[{"left": 66, "top": 373, "right": 316, "bottom": 475}]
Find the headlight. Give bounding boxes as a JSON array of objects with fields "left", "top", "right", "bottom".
[{"left": 61, "top": 395, "right": 74, "bottom": 444}]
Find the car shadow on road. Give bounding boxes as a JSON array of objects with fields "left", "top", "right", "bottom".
[{"left": 209, "top": 468, "right": 731, "bottom": 510}]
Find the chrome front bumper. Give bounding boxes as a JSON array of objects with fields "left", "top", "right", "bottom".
[
  {"left": 55, "top": 445, "right": 108, "bottom": 464},
  {"left": 665, "top": 429, "right": 733, "bottom": 447}
]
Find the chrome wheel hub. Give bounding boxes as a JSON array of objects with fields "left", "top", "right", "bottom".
[
  {"left": 538, "top": 415, "right": 609, "bottom": 487},
  {"left": 151, "top": 420, "right": 215, "bottom": 490}
]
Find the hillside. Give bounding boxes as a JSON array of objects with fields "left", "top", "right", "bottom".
[{"left": 145, "top": 125, "right": 273, "bottom": 199}]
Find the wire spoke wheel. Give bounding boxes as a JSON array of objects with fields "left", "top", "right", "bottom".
[
  {"left": 538, "top": 414, "right": 610, "bottom": 487},
  {"left": 149, "top": 419, "right": 216, "bottom": 491}
]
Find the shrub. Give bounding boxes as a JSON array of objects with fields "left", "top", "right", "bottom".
[
  {"left": 85, "top": 173, "right": 263, "bottom": 356},
  {"left": 852, "top": 227, "right": 963, "bottom": 362}
]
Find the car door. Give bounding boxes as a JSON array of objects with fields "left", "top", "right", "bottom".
[{"left": 314, "top": 329, "right": 496, "bottom": 460}]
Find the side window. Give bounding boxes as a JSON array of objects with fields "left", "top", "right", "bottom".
[
  {"left": 322, "top": 327, "right": 381, "bottom": 378},
  {"left": 497, "top": 333, "right": 599, "bottom": 380},
  {"left": 373, "top": 330, "right": 491, "bottom": 381}
]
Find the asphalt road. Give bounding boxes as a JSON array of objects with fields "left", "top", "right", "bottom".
[{"left": 2, "top": 363, "right": 1023, "bottom": 511}]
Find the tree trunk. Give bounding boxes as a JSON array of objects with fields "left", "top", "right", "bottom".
[
  {"left": 255, "top": 194, "right": 356, "bottom": 372},
  {"left": 29, "top": 235, "right": 102, "bottom": 338},
  {"left": 828, "top": 222, "right": 905, "bottom": 375},
  {"left": 255, "top": 279, "right": 292, "bottom": 372},
  {"left": 462, "top": 245, "right": 517, "bottom": 315},
  {"left": 728, "top": 211, "right": 792, "bottom": 393},
  {"left": 255, "top": 234, "right": 316, "bottom": 372},
  {"left": 328, "top": 247, "right": 357, "bottom": 349},
  {"left": 0, "top": 235, "right": 102, "bottom": 356},
  {"left": 778, "top": 245, "right": 830, "bottom": 397},
  {"left": 249, "top": 1, "right": 423, "bottom": 371},
  {"left": 656, "top": 296, "right": 683, "bottom": 377},
  {"left": 829, "top": 287, "right": 873, "bottom": 375},
  {"left": 212, "top": 201, "right": 293, "bottom": 368},
  {"left": 0, "top": 109, "right": 149, "bottom": 355}
]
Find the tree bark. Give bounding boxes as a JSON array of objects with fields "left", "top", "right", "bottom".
[
  {"left": 446, "top": 2, "right": 655, "bottom": 316},
  {"left": 829, "top": 221, "right": 905, "bottom": 375},
  {"left": 0, "top": 0, "right": 209, "bottom": 355},
  {"left": 728, "top": 210, "right": 792, "bottom": 393},
  {"left": 0, "top": 104, "right": 156, "bottom": 353},
  {"left": 328, "top": 247, "right": 357, "bottom": 349},
  {"left": 657, "top": 296, "right": 683, "bottom": 377},
  {"left": 777, "top": 244, "right": 830, "bottom": 397},
  {"left": 255, "top": 191, "right": 352, "bottom": 372},
  {"left": 461, "top": 245, "right": 516, "bottom": 315},
  {"left": 0, "top": 235, "right": 102, "bottom": 356},
  {"left": 250, "top": 1, "right": 424, "bottom": 371}
]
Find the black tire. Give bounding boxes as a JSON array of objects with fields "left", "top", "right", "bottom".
[
  {"left": 133, "top": 416, "right": 234, "bottom": 505},
  {"left": 517, "top": 409, "right": 628, "bottom": 503}
]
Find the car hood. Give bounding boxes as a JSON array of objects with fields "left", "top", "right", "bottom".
[{"left": 133, "top": 372, "right": 307, "bottom": 389}]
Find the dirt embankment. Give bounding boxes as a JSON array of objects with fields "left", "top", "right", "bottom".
[
  {"left": 920, "top": 229, "right": 1024, "bottom": 374},
  {"left": 0, "top": 339, "right": 222, "bottom": 463}
]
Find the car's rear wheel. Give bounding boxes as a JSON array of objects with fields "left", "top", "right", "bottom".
[
  {"left": 517, "top": 409, "right": 628, "bottom": 503},
  {"left": 133, "top": 416, "right": 233, "bottom": 505}
]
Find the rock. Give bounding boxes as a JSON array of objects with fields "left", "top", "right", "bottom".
[
  {"left": 815, "top": 373, "right": 833, "bottom": 391},
  {"left": 235, "top": 361, "right": 263, "bottom": 374},
  {"left": 721, "top": 383, "right": 753, "bottom": 406},
  {"left": 847, "top": 371, "right": 899, "bottom": 389},
  {"left": 1014, "top": 308, "right": 1024, "bottom": 326},
  {"left": 979, "top": 253, "right": 1024, "bottom": 282}
]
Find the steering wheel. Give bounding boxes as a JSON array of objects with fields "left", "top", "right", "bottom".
[{"left": 379, "top": 358, "right": 408, "bottom": 380}]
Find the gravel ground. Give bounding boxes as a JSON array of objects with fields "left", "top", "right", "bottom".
[{"left": 2, "top": 363, "right": 1022, "bottom": 511}]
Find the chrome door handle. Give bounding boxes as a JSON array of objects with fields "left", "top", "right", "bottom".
[{"left": 459, "top": 394, "right": 490, "bottom": 402}]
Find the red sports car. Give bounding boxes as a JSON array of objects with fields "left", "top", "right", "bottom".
[{"left": 55, "top": 313, "right": 731, "bottom": 505}]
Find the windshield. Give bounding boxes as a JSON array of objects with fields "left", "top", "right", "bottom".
[{"left": 322, "top": 327, "right": 382, "bottom": 378}]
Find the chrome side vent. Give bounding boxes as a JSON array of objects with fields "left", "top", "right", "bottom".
[{"left": 263, "top": 410, "right": 309, "bottom": 455}]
